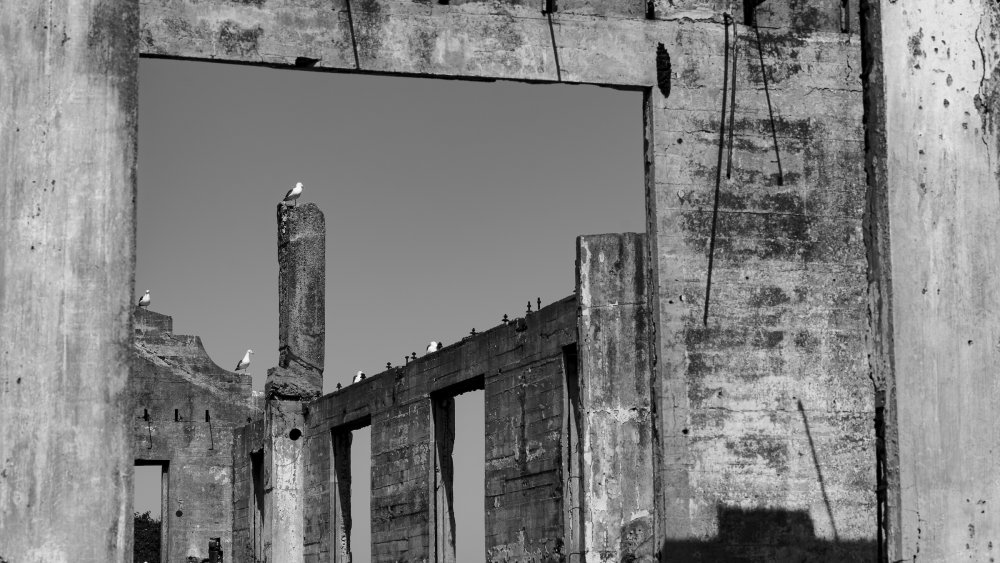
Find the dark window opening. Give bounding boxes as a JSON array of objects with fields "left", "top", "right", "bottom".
[
  {"left": 249, "top": 448, "right": 265, "bottom": 561},
  {"left": 562, "top": 344, "right": 584, "bottom": 562}
]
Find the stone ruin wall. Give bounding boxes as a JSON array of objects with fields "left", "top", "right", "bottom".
[
  {"left": 132, "top": 308, "right": 262, "bottom": 562},
  {"left": 128, "top": 0, "right": 879, "bottom": 560}
]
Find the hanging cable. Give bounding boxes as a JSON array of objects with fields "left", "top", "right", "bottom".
[
  {"left": 345, "top": 0, "right": 361, "bottom": 70},
  {"left": 206, "top": 410, "right": 215, "bottom": 451},
  {"left": 752, "top": 9, "right": 783, "bottom": 185},
  {"left": 543, "top": 0, "right": 562, "bottom": 82},
  {"left": 726, "top": 21, "right": 739, "bottom": 179},
  {"left": 704, "top": 13, "right": 731, "bottom": 327}
]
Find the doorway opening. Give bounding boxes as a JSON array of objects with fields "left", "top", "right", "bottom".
[
  {"left": 332, "top": 419, "right": 373, "bottom": 562},
  {"left": 134, "top": 461, "right": 168, "bottom": 563},
  {"left": 431, "top": 375, "right": 486, "bottom": 562}
]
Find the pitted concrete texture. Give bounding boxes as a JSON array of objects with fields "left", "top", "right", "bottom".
[
  {"left": 577, "top": 233, "right": 656, "bottom": 562},
  {"left": 862, "top": 1, "right": 1000, "bottom": 560},
  {"left": 270, "top": 202, "right": 326, "bottom": 400},
  {"left": 0, "top": 0, "right": 138, "bottom": 561},
  {"left": 132, "top": 307, "right": 260, "bottom": 562}
]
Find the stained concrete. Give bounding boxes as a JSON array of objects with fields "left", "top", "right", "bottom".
[
  {"left": 0, "top": 0, "right": 138, "bottom": 561},
  {"left": 132, "top": 307, "right": 260, "bottom": 562},
  {"left": 9, "top": 0, "right": 989, "bottom": 558},
  {"left": 861, "top": 1, "right": 1000, "bottom": 560}
]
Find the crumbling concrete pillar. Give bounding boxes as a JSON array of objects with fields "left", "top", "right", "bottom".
[
  {"left": 0, "top": 1, "right": 137, "bottom": 561},
  {"left": 576, "top": 233, "right": 656, "bottom": 562},
  {"left": 270, "top": 202, "right": 326, "bottom": 398},
  {"left": 862, "top": 1, "right": 1000, "bottom": 559},
  {"left": 264, "top": 202, "right": 325, "bottom": 563}
]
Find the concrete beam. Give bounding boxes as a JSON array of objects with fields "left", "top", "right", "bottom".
[
  {"left": 862, "top": 1, "right": 1000, "bottom": 560},
  {"left": 0, "top": 1, "right": 138, "bottom": 561}
]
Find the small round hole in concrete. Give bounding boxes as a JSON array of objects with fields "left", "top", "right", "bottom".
[
  {"left": 176, "top": 510, "right": 183, "bottom": 517},
  {"left": 289, "top": 428, "right": 302, "bottom": 441}
]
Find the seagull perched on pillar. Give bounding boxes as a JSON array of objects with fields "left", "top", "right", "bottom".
[
  {"left": 426, "top": 341, "right": 442, "bottom": 354},
  {"left": 137, "top": 290, "right": 151, "bottom": 308},
  {"left": 282, "top": 182, "right": 303, "bottom": 207},
  {"left": 353, "top": 371, "right": 365, "bottom": 384},
  {"left": 235, "top": 349, "right": 253, "bottom": 372}
]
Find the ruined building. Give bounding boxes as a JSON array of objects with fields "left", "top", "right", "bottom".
[
  {"left": 131, "top": 200, "right": 871, "bottom": 562},
  {"left": 3, "top": 0, "right": 1000, "bottom": 562}
]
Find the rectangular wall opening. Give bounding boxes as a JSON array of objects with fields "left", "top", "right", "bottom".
[
  {"left": 249, "top": 449, "right": 265, "bottom": 562},
  {"left": 562, "top": 344, "right": 584, "bottom": 562},
  {"left": 431, "top": 376, "right": 486, "bottom": 563},
  {"left": 134, "top": 461, "right": 168, "bottom": 563},
  {"left": 332, "top": 418, "right": 372, "bottom": 563}
]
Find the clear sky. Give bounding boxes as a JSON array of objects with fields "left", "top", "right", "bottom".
[{"left": 134, "top": 58, "right": 643, "bottom": 561}]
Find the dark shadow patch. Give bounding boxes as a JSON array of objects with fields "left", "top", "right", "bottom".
[
  {"left": 217, "top": 20, "right": 263, "bottom": 57},
  {"left": 659, "top": 506, "right": 875, "bottom": 561}
]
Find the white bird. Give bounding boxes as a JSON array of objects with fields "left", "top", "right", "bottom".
[
  {"left": 353, "top": 371, "right": 365, "bottom": 383},
  {"left": 137, "top": 290, "right": 151, "bottom": 308},
  {"left": 235, "top": 349, "right": 253, "bottom": 372},
  {"left": 425, "top": 341, "right": 442, "bottom": 354},
  {"left": 282, "top": 182, "right": 303, "bottom": 207}
]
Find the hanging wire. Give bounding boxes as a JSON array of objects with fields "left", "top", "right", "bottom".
[
  {"left": 752, "top": 8, "right": 783, "bottom": 185},
  {"left": 543, "top": 0, "right": 563, "bottom": 82},
  {"left": 345, "top": 0, "right": 361, "bottom": 70},
  {"left": 703, "top": 13, "right": 732, "bottom": 327},
  {"left": 726, "top": 21, "right": 739, "bottom": 179}
]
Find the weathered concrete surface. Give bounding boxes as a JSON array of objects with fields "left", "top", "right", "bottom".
[
  {"left": 233, "top": 419, "right": 268, "bottom": 563},
  {"left": 303, "top": 297, "right": 577, "bottom": 563},
  {"left": 650, "top": 25, "right": 875, "bottom": 562},
  {"left": 259, "top": 202, "right": 326, "bottom": 563},
  {"left": 270, "top": 202, "right": 326, "bottom": 400},
  {"left": 137, "top": 0, "right": 878, "bottom": 559},
  {"left": 132, "top": 307, "right": 260, "bottom": 562},
  {"left": 862, "top": 1, "right": 1000, "bottom": 560},
  {"left": 576, "top": 233, "right": 656, "bottom": 562},
  {"left": 0, "top": 0, "right": 138, "bottom": 561}
]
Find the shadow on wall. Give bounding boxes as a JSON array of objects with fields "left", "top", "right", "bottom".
[{"left": 659, "top": 506, "right": 875, "bottom": 562}]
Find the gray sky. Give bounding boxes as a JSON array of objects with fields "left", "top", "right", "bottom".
[{"left": 134, "top": 58, "right": 642, "bottom": 561}]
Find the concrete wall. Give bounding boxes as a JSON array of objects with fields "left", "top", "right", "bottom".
[
  {"left": 302, "top": 297, "right": 578, "bottom": 563},
  {"left": 862, "top": 1, "right": 1000, "bottom": 560},
  {"left": 0, "top": 1, "right": 138, "bottom": 560},
  {"left": 137, "top": 1, "right": 879, "bottom": 561},
  {"left": 133, "top": 307, "right": 260, "bottom": 562}
]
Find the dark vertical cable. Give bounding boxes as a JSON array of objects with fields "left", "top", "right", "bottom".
[
  {"left": 345, "top": 0, "right": 361, "bottom": 70},
  {"left": 704, "top": 14, "right": 731, "bottom": 327},
  {"left": 726, "top": 22, "right": 739, "bottom": 179},
  {"left": 753, "top": 10, "right": 783, "bottom": 185},
  {"left": 544, "top": 0, "right": 562, "bottom": 82}
]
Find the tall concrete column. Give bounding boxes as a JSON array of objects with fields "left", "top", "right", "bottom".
[
  {"left": 576, "top": 233, "right": 656, "bottom": 562},
  {"left": 862, "top": 1, "right": 1000, "bottom": 559},
  {"left": 0, "top": 1, "right": 137, "bottom": 562},
  {"left": 265, "top": 203, "right": 325, "bottom": 563}
]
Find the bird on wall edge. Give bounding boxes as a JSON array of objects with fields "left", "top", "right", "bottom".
[
  {"left": 138, "top": 290, "right": 151, "bottom": 308},
  {"left": 235, "top": 349, "right": 253, "bottom": 372},
  {"left": 282, "top": 182, "right": 303, "bottom": 207}
]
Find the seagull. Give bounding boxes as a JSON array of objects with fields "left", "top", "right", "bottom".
[
  {"left": 426, "top": 341, "right": 442, "bottom": 354},
  {"left": 282, "top": 182, "right": 303, "bottom": 207},
  {"left": 353, "top": 371, "right": 365, "bottom": 383},
  {"left": 235, "top": 349, "right": 253, "bottom": 372},
  {"left": 137, "top": 290, "right": 151, "bottom": 308},
  {"left": 336, "top": 382, "right": 342, "bottom": 391}
]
